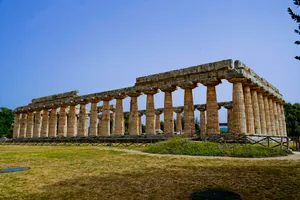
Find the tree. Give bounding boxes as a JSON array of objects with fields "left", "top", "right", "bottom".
[
  {"left": 0, "top": 107, "right": 14, "bottom": 138},
  {"left": 288, "top": 0, "right": 300, "bottom": 60},
  {"left": 284, "top": 103, "right": 300, "bottom": 136}
]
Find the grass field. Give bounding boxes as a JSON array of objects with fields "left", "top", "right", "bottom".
[{"left": 0, "top": 145, "right": 299, "bottom": 200}]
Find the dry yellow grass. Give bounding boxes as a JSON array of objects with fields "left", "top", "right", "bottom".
[{"left": 0, "top": 145, "right": 299, "bottom": 200}]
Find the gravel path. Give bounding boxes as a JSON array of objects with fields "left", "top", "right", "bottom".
[{"left": 100, "top": 147, "right": 300, "bottom": 161}]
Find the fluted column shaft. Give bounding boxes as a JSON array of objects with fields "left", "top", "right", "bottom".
[
  {"left": 199, "top": 109, "right": 206, "bottom": 137},
  {"left": 101, "top": 100, "right": 110, "bottom": 136},
  {"left": 244, "top": 85, "right": 254, "bottom": 135},
  {"left": 268, "top": 98, "right": 275, "bottom": 135},
  {"left": 33, "top": 111, "right": 42, "bottom": 138},
  {"left": 19, "top": 113, "right": 27, "bottom": 138},
  {"left": 41, "top": 109, "right": 49, "bottom": 137},
  {"left": 251, "top": 90, "right": 261, "bottom": 134},
  {"left": 138, "top": 113, "right": 143, "bottom": 134},
  {"left": 129, "top": 93, "right": 141, "bottom": 135},
  {"left": 26, "top": 112, "right": 34, "bottom": 138},
  {"left": 155, "top": 112, "right": 162, "bottom": 130},
  {"left": 206, "top": 85, "right": 220, "bottom": 134},
  {"left": 58, "top": 107, "right": 67, "bottom": 137},
  {"left": 145, "top": 90, "right": 157, "bottom": 135},
  {"left": 67, "top": 105, "right": 76, "bottom": 137},
  {"left": 231, "top": 80, "right": 246, "bottom": 134},
  {"left": 111, "top": 110, "right": 116, "bottom": 134},
  {"left": 273, "top": 101, "right": 279, "bottom": 135},
  {"left": 78, "top": 104, "right": 87, "bottom": 137},
  {"left": 280, "top": 104, "right": 287, "bottom": 136},
  {"left": 263, "top": 95, "right": 271, "bottom": 135},
  {"left": 276, "top": 102, "right": 283, "bottom": 136},
  {"left": 48, "top": 109, "right": 57, "bottom": 137},
  {"left": 13, "top": 113, "right": 21, "bottom": 138},
  {"left": 183, "top": 88, "right": 195, "bottom": 136},
  {"left": 227, "top": 108, "right": 233, "bottom": 132},
  {"left": 175, "top": 111, "right": 182, "bottom": 133},
  {"left": 89, "top": 102, "right": 98, "bottom": 136},
  {"left": 163, "top": 90, "right": 175, "bottom": 136},
  {"left": 97, "top": 115, "right": 102, "bottom": 135},
  {"left": 114, "top": 98, "right": 125, "bottom": 135},
  {"left": 258, "top": 92, "right": 266, "bottom": 135}
]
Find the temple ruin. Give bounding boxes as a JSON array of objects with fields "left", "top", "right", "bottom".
[{"left": 12, "top": 59, "right": 287, "bottom": 138}]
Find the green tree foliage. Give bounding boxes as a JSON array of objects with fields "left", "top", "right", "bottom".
[
  {"left": 288, "top": 0, "right": 300, "bottom": 60},
  {"left": 284, "top": 103, "right": 300, "bottom": 136},
  {"left": 0, "top": 107, "right": 14, "bottom": 138}
]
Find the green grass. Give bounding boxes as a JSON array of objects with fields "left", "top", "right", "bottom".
[
  {"left": 144, "top": 138, "right": 292, "bottom": 157},
  {"left": 0, "top": 145, "right": 299, "bottom": 200}
]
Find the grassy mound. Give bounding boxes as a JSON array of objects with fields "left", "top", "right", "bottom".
[{"left": 144, "top": 138, "right": 291, "bottom": 158}]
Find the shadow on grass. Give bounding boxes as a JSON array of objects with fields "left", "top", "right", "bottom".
[{"left": 20, "top": 165, "right": 300, "bottom": 200}]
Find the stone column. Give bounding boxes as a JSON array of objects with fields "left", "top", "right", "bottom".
[
  {"left": 97, "top": 114, "right": 102, "bottom": 135},
  {"left": 155, "top": 110, "right": 163, "bottom": 131},
  {"left": 19, "top": 113, "right": 27, "bottom": 138},
  {"left": 276, "top": 101, "right": 283, "bottom": 136},
  {"left": 144, "top": 89, "right": 158, "bottom": 135},
  {"left": 229, "top": 79, "right": 246, "bottom": 134},
  {"left": 197, "top": 106, "right": 206, "bottom": 138},
  {"left": 128, "top": 92, "right": 141, "bottom": 135},
  {"left": 174, "top": 108, "right": 183, "bottom": 133},
  {"left": 138, "top": 112, "right": 144, "bottom": 134},
  {"left": 268, "top": 98, "right": 276, "bottom": 135},
  {"left": 89, "top": 100, "right": 99, "bottom": 137},
  {"left": 251, "top": 89, "right": 261, "bottom": 135},
  {"left": 26, "top": 111, "right": 34, "bottom": 138},
  {"left": 273, "top": 100, "right": 279, "bottom": 135},
  {"left": 33, "top": 110, "right": 42, "bottom": 138},
  {"left": 101, "top": 98, "right": 112, "bottom": 136},
  {"left": 263, "top": 95, "right": 271, "bottom": 135},
  {"left": 58, "top": 106, "right": 67, "bottom": 137},
  {"left": 280, "top": 103, "right": 287, "bottom": 136},
  {"left": 204, "top": 81, "right": 220, "bottom": 134},
  {"left": 114, "top": 95, "right": 126, "bottom": 135},
  {"left": 243, "top": 85, "right": 254, "bottom": 135},
  {"left": 67, "top": 105, "right": 76, "bottom": 137},
  {"left": 41, "top": 109, "right": 49, "bottom": 138},
  {"left": 48, "top": 108, "right": 57, "bottom": 137},
  {"left": 13, "top": 113, "right": 21, "bottom": 138},
  {"left": 225, "top": 105, "right": 233, "bottom": 133},
  {"left": 78, "top": 103, "right": 88, "bottom": 137},
  {"left": 180, "top": 83, "right": 197, "bottom": 137},
  {"left": 161, "top": 87, "right": 176, "bottom": 136},
  {"left": 257, "top": 91, "right": 266, "bottom": 135}
]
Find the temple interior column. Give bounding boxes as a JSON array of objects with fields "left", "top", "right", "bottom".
[
  {"left": 244, "top": 84, "right": 254, "bottom": 135},
  {"left": 229, "top": 79, "right": 246, "bottom": 134},
  {"left": 225, "top": 105, "right": 233, "bottom": 133},
  {"left": 174, "top": 108, "right": 183, "bottom": 133},
  {"left": 161, "top": 87, "right": 176, "bottom": 136},
  {"left": 268, "top": 98, "right": 275, "bottom": 136},
  {"left": 58, "top": 106, "right": 67, "bottom": 137},
  {"left": 204, "top": 81, "right": 220, "bottom": 134},
  {"left": 13, "top": 113, "right": 20, "bottom": 138},
  {"left": 78, "top": 103, "right": 87, "bottom": 137},
  {"left": 155, "top": 110, "right": 162, "bottom": 131},
  {"left": 180, "top": 83, "right": 197, "bottom": 137},
  {"left": 251, "top": 89, "right": 261, "bottom": 135},
  {"left": 263, "top": 94, "right": 271, "bottom": 135},
  {"left": 102, "top": 98, "right": 112, "bottom": 136},
  {"left": 114, "top": 96, "right": 126, "bottom": 135},
  {"left": 97, "top": 114, "right": 102, "bottom": 135},
  {"left": 128, "top": 92, "right": 141, "bottom": 135},
  {"left": 138, "top": 112, "right": 144, "bottom": 134},
  {"left": 48, "top": 108, "right": 57, "bottom": 137},
  {"left": 273, "top": 99, "right": 279, "bottom": 136},
  {"left": 144, "top": 89, "right": 158, "bottom": 135},
  {"left": 67, "top": 105, "right": 76, "bottom": 137},
  {"left": 89, "top": 101, "right": 99, "bottom": 137},
  {"left": 198, "top": 107, "right": 206, "bottom": 137},
  {"left": 26, "top": 111, "right": 34, "bottom": 138},
  {"left": 41, "top": 109, "right": 49, "bottom": 137},
  {"left": 110, "top": 107, "right": 116, "bottom": 134},
  {"left": 258, "top": 91, "right": 266, "bottom": 135}
]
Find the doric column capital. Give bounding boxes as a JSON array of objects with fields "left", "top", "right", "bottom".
[
  {"left": 89, "top": 97, "right": 101, "bottom": 103},
  {"left": 174, "top": 107, "right": 183, "bottom": 113},
  {"left": 227, "top": 77, "right": 247, "bottom": 83},
  {"left": 143, "top": 89, "right": 159, "bottom": 95},
  {"left": 128, "top": 91, "right": 142, "bottom": 97},
  {"left": 178, "top": 82, "right": 197, "bottom": 89},
  {"left": 160, "top": 85, "right": 177, "bottom": 92},
  {"left": 101, "top": 95, "right": 113, "bottom": 101},
  {"left": 114, "top": 94, "right": 127, "bottom": 99},
  {"left": 195, "top": 104, "right": 206, "bottom": 111},
  {"left": 155, "top": 110, "right": 163, "bottom": 115},
  {"left": 202, "top": 79, "right": 221, "bottom": 86}
]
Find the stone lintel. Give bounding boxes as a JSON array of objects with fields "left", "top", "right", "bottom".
[
  {"left": 31, "top": 90, "right": 79, "bottom": 104},
  {"left": 227, "top": 77, "right": 247, "bottom": 83}
]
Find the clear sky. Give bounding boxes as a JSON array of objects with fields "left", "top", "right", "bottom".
[{"left": 0, "top": 0, "right": 299, "bottom": 123}]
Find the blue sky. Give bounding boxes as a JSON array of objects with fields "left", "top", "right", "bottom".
[{"left": 0, "top": 0, "right": 299, "bottom": 123}]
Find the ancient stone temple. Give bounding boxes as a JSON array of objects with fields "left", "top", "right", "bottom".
[{"left": 13, "top": 59, "right": 287, "bottom": 138}]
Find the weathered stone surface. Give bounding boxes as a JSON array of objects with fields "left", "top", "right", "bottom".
[
  {"left": 162, "top": 89, "right": 175, "bottom": 136},
  {"left": 199, "top": 109, "right": 206, "bottom": 137},
  {"left": 144, "top": 89, "right": 158, "bottom": 135},
  {"left": 41, "top": 110, "right": 48, "bottom": 138},
  {"left": 67, "top": 106, "right": 76, "bottom": 137},
  {"left": 263, "top": 95, "right": 271, "bottom": 134},
  {"left": 138, "top": 112, "right": 144, "bottom": 134},
  {"left": 101, "top": 100, "right": 111, "bottom": 136},
  {"left": 230, "top": 79, "right": 246, "bottom": 134},
  {"left": 48, "top": 109, "right": 57, "bottom": 137},
  {"left": 174, "top": 108, "right": 183, "bottom": 133},
  {"left": 227, "top": 108, "right": 233, "bottom": 133},
  {"left": 268, "top": 98, "right": 276, "bottom": 135},
  {"left": 89, "top": 102, "right": 98, "bottom": 136},
  {"left": 78, "top": 104, "right": 87, "bottom": 137},
  {"left": 251, "top": 90, "right": 261, "bottom": 134},
  {"left": 97, "top": 115, "right": 102, "bottom": 135},
  {"left": 31, "top": 90, "right": 79, "bottom": 104},
  {"left": 205, "top": 84, "right": 220, "bottom": 134},
  {"left": 257, "top": 92, "right": 266, "bottom": 135},
  {"left": 114, "top": 98, "right": 124, "bottom": 135},
  {"left": 58, "top": 107, "right": 67, "bottom": 137},
  {"left": 155, "top": 110, "right": 162, "bottom": 131},
  {"left": 128, "top": 92, "right": 141, "bottom": 135},
  {"left": 243, "top": 85, "right": 254, "bottom": 135},
  {"left": 280, "top": 104, "right": 287, "bottom": 136},
  {"left": 273, "top": 101, "right": 279, "bottom": 136},
  {"left": 19, "top": 113, "right": 27, "bottom": 138},
  {"left": 26, "top": 112, "right": 34, "bottom": 138},
  {"left": 13, "top": 113, "right": 20, "bottom": 138},
  {"left": 277, "top": 102, "right": 283, "bottom": 136}
]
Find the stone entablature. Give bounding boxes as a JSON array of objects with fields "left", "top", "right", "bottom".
[{"left": 30, "top": 90, "right": 79, "bottom": 104}]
